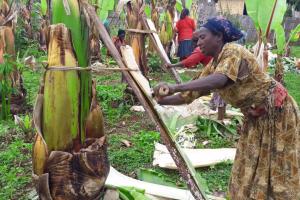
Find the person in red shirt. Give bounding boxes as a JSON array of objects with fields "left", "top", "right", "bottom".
[
  {"left": 175, "top": 8, "right": 196, "bottom": 60},
  {"left": 166, "top": 31, "right": 212, "bottom": 68}
]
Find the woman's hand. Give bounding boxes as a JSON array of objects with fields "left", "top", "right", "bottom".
[
  {"left": 153, "top": 82, "right": 176, "bottom": 100},
  {"left": 164, "top": 63, "right": 173, "bottom": 68}
]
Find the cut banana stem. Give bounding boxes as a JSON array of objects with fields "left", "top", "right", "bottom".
[{"left": 43, "top": 24, "right": 80, "bottom": 152}]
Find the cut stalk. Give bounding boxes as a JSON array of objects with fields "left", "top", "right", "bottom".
[
  {"left": 43, "top": 24, "right": 80, "bottom": 151},
  {"left": 51, "top": 0, "right": 91, "bottom": 142}
]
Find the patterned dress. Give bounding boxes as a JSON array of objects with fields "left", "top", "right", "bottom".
[{"left": 180, "top": 43, "right": 300, "bottom": 199}]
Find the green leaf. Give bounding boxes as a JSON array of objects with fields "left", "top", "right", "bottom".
[
  {"left": 289, "top": 23, "right": 300, "bottom": 42},
  {"left": 274, "top": 24, "right": 286, "bottom": 54},
  {"left": 118, "top": 187, "right": 151, "bottom": 200},
  {"left": 245, "top": 0, "right": 260, "bottom": 29},
  {"left": 137, "top": 168, "right": 187, "bottom": 189},
  {"left": 41, "top": 0, "right": 47, "bottom": 15},
  {"left": 92, "top": 0, "right": 115, "bottom": 21},
  {"left": 144, "top": 5, "right": 151, "bottom": 18},
  {"left": 258, "top": 0, "right": 287, "bottom": 37},
  {"left": 175, "top": 0, "right": 183, "bottom": 13},
  {"left": 246, "top": 0, "right": 287, "bottom": 40},
  {"left": 185, "top": 0, "right": 193, "bottom": 10}
]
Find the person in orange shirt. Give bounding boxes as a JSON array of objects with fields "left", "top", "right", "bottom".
[{"left": 175, "top": 8, "right": 196, "bottom": 61}]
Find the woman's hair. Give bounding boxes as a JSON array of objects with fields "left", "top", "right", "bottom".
[
  {"left": 202, "top": 17, "right": 243, "bottom": 43},
  {"left": 117, "top": 29, "right": 126, "bottom": 37},
  {"left": 180, "top": 8, "right": 189, "bottom": 20}
]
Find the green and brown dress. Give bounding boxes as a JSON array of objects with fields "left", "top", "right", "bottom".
[{"left": 180, "top": 43, "right": 300, "bottom": 199}]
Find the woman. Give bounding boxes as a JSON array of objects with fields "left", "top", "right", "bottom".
[
  {"left": 175, "top": 8, "right": 196, "bottom": 60},
  {"left": 154, "top": 17, "right": 300, "bottom": 199}
]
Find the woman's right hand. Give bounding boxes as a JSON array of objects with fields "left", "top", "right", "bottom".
[
  {"left": 164, "top": 63, "right": 174, "bottom": 68},
  {"left": 153, "top": 82, "right": 176, "bottom": 100}
]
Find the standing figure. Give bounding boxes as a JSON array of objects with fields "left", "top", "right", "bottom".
[{"left": 175, "top": 8, "right": 196, "bottom": 60}]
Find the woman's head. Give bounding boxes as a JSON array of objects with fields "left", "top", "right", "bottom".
[
  {"left": 197, "top": 17, "right": 243, "bottom": 56},
  {"left": 118, "top": 29, "right": 126, "bottom": 40},
  {"left": 180, "top": 8, "right": 189, "bottom": 19}
]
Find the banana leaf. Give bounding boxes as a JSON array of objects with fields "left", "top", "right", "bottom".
[
  {"left": 245, "top": 0, "right": 287, "bottom": 39},
  {"left": 89, "top": 0, "right": 115, "bottom": 21},
  {"left": 118, "top": 187, "right": 151, "bottom": 200},
  {"left": 137, "top": 168, "right": 187, "bottom": 189},
  {"left": 288, "top": 24, "right": 300, "bottom": 43}
]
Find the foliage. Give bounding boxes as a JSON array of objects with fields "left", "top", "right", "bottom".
[
  {"left": 176, "top": 0, "right": 193, "bottom": 12},
  {"left": 291, "top": 45, "right": 300, "bottom": 57},
  {"left": 117, "top": 186, "right": 151, "bottom": 200},
  {"left": 0, "top": 137, "right": 32, "bottom": 199},
  {"left": 89, "top": 0, "right": 115, "bottom": 21},
  {"left": 245, "top": 0, "right": 287, "bottom": 54},
  {"left": 137, "top": 168, "right": 187, "bottom": 188},
  {"left": 285, "top": 72, "right": 300, "bottom": 105},
  {"left": 108, "top": 131, "right": 160, "bottom": 174},
  {"left": 287, "top": 24, "right": 300, "bottom": 44},
  {"left": 0, "top": 54, "right": 14, "bottom": 120},
  {"left": 269, "top": 56, "right": 299, "bottom": 73},
  {"left": 40, "top": 0, "right": 47, "bottom": 15},
  {"left": 198, "top": 162, "right": 232, "bottom": 193},
  {"left": 147, "top": 52, "right": 163, "bottom": 72},
  {"left": 96, "top": 83, "right": 128, "bottom": 123},
  {"left": 195, "top": 117, "right": 239, "bottom": 148}
]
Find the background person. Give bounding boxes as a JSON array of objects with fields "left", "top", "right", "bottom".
[{"left": 175, "top": 8, "right": 196, "bottom": 61}]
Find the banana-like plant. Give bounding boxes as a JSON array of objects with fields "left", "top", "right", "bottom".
[
  {"left": 32, "top": 1, "right": 109, "bottom": 199},
  {"left": 0, "top": 0, "right": 26, "bottom": 119},
  {"left": 245, "top": 0, "right": 287, "bottom": 75},
  {"left": 126, "top": 0, "right": 149, "bottom": 75}
]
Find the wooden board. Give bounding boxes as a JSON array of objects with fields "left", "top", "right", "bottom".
[
  {"left": 153, "top": 143, "right": 236, "bottom": 169},
  {"left": 106, "top": 166, "right": 225, "bottom": 200}
]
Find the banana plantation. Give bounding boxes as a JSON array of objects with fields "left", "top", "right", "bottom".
[{"left": 0, "top": 0, "right": 300, "bottom": 200}]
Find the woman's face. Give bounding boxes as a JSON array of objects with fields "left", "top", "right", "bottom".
[{"left": 197, "top": 27, "right": 223, "bottom": 56}]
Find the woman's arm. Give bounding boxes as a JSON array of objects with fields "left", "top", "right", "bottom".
[
  {"left": 154, "top": 73, "right": 230, "bottom": 105},
  {"left": 173, "top": 73, "right": 229, "bottom": 93},
  {"left": 156, "top": 94, "right": 186, "bottom": 105}
]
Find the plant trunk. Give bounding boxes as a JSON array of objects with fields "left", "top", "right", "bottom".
[
  {"left": 126, "top": 0, "right": 148, "bottom": 76},
  {"left": 33, "top": 23, "right": 109, "bottom": 200}
]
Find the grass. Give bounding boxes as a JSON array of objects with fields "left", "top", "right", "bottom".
[
  {"left": 285, "top": 72, "right": 300, "bottom": 105},
  {"left": 108, "top": 130, "right": 160, "bottom": 174},
  {"left": 198, "top": 162, "right": 232, "bottom": 193},
  {"left": 291, "top": 46, "right": 300, "bottom": 58},
  {"left": 0, "top": 121, "right": 32, "bottom": 200}
]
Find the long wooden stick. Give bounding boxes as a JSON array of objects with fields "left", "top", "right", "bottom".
[
  {"left": 141, "top": 18, "right": 182, "bottom": 84},
  {"left": 47, "top": 66, "right": 138, "bottom": 72},
  {"left": 80, "top": 1, "right": 207, "bottom": 199}
]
